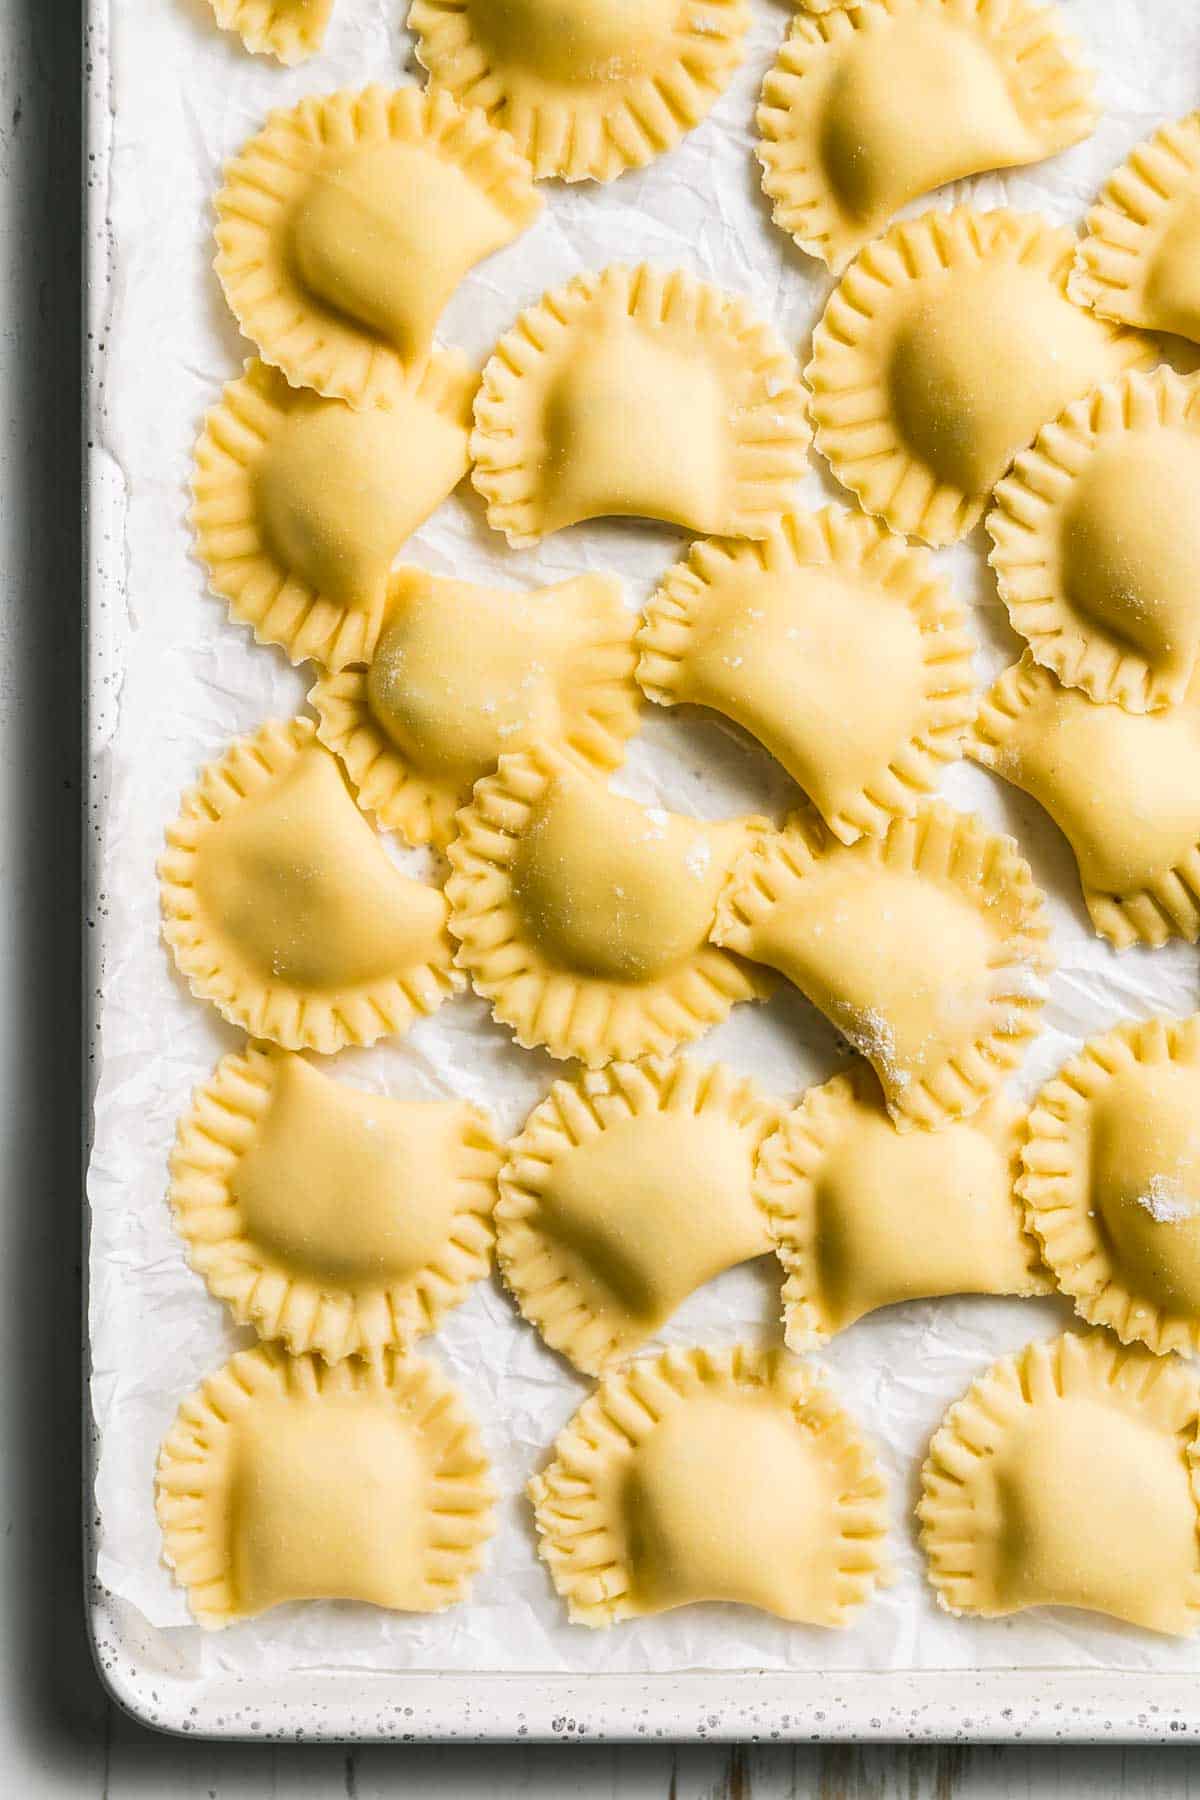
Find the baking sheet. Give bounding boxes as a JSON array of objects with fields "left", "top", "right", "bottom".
[{"left": 86, "top": 0, "right": 1200, "bottom": 1734}]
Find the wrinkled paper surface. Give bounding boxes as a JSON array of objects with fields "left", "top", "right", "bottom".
[{"left": 90, "top": 0, "right": 1200, "bottom": 1680}]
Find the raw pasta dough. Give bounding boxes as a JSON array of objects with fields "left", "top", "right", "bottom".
[
  {"left": 1073, "top": 112, "right": 1200, "bottom": 344},
  {"left": 446, "top": 743, "right": 771, "bottom": 1066},
  {"left": 807, "top": 207, "right": 1150, "bottom": 545},
  {"left": 989, "top": 368, "right": 1200, "bottom": 713},
  {"left": 1021, "top": 1015, "right": 1200, "bottom": 1356},
  {"left": 756, "top": 1062, "right": 1048, "bottom": 1346},
  {"left": 471, "top": 264, "right": 809, "bottom": 545},
  {"left": 758, "top": 0, "right": 1096, "bottom": 271},
  {"left": 496, "top": 1057, "right": 780, "bottom": 1373},
  {"left": 713, "top": 801, "right": 1052, "bottom": 1130},
  {"left": 310, "top": 567, "right": 640, "bottom": 846},
  {"left": 920, "top": 1331, "right": 1200, "bottom": 1635},
  {"left": 169, "top": 1045, "right": 500, "bottom": 1360},
  {"left": 157, "top": 1345, "right": 496, "bottom": 1627},
  {"left": 531, "top": 1344, "right": 890, "bottom": 1625},
  {"left": 408, "top": 0, "right": 751, "bottom": 183},
  {"left": 215, "top": 86, "right": 541, "bottom": 406},
  {"left": 159, "top": 719, "right": 461, "bottom": 1052},
  {"left": 636, "top": 504, "right": 973, "bottom": 843}
]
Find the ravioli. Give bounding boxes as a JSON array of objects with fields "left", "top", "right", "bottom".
[
  {"left": 1021, "top": 1015, "right": 1200, "bottom": 1357},
  {"left": 497, "top": 1057, "right": 781, "bottom": 1373},
  {"left": 758, "top": 0, "right": 1096, "bottom": 272},
  {"left": 446, "top": 743, "right": 772, "bottom": 1066},
  {"left": 215, "top": 85, "right": 541, "bottom": 407},
  {"left": 192, "top": 358, "right": 475, "bottom": 669},
  {"left": 637, "top": 503, "right": 974, "bottom": 844},
  {"left": 530, "top": 1344, "right": 889, "bottom": 1626},
  {"left": 756, "top": 1062, "right": 1048, "bottom": 1346},
  {"left": 1072, "top": 112, "right": 1200, "bottom": 344},
  {"left": 208, "top": 0, "right": 332, "bottom": 64},
  {"left": 807, "top": 207, "right": 1151, "bottom": 545},
  {"left": 408, "top": 0, "right": 751, "bottom": 183},
  {"left": 159, "top": 719, "right": 461, "bottom": 1052},
  {"left": 170, "top": 1045, "right": 501, "bottom": 1361},
  {"left": 919, "top": 1331, "right": 1200, "bottom": 1635},
  {"left": 713, "top": 801, "right": 1052, "bottom": 1130},
  {"left": 157, "top": 1345, "right": 495, "bottom": 1627},
  {"left": 970, "top": 656, "right": 1200, "bottom": 949},
  {"left": 471, "top": 263, "right": 809, "bottom": 546},
  {"left": 310, "top": 566, "right": 640, "bottom": 847},
  {"left": 989, "top": 367, "right": 1200, "bottom": 713}
]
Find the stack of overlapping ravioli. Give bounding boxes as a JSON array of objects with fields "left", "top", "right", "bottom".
[{"left": 157, "top": 0, "right": 1200, "bottom": 1642}]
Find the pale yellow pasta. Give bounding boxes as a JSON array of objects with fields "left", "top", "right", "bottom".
[
  {"left": 408, "top": 0, "right": 751, "bottom": 183},
  {"left": 310, "top": 566, "right": 640, "bottom": 846},
  {"left": 531, "top": 1344, "right": 890, "bottom": 1626},
  {"left": 471, "top": 264, "right": 809, "bottom": 546},
  {"left": 215, "top": 86, "right": 541, "bottom": 406},
  {"left": 920, "top": 1331, "right": 1200, "bottom": 1635},
  {"left": 191, "top": 358, "right": 475, "bottom": 669},
  {"left": 1073, "top": 112, "right": 1200, "bottom": 344},
  {"left": 756, "top": 1062, "right": 1048, "bottom": 1346},
  {"left": 1021, "top": 1015, "right": 1200, "bottom": 1357},
  {"left": 170, "top": 1045, "right": 501, "bottom": 1361},
  {"left": 497, "top": 1057, "right": 781, "bottom": 1373},
  {"left": 759, "top": 0, "right": 1096, "bottom": 272},
  {"left": 637, "top": 504, "right": 974, "bottom": 844},
  {"left": 157, "top": 1345, "right": 495, "bottom": 1627},
  {"left": 970, "top": 656, "right": 1200, "bottom": 948},
  {"left": 713, "top": 801, "right": 1051, "bottom": 1131},
  {"left": 208, "top": 0, "right": 332, "bottom": 65},
  {"left": 159, "top": 719, "right": 461, "bottom": 1053},
  {"left": 807, "top": 207, "right": 1151, "bottom": 545},
  {"left": 446, "top": 743, "right": 772, "bottom": 1066},
  {"left": 988, "top": 368, "right": 1200, "bottom": 713}
]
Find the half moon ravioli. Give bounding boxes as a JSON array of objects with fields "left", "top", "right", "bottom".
[
  {"left": 989, "top": 368, "right": 1200, "bottom": 713},
  {"left": 757, "top": 0, "right": 1097, "bottom": 273},
  {"left": 636, "top": 504, "right": 974, "bottom": 844},
  {"left": 157, "top": 1345, "right": 495, "bottom": 1628},
  {"left": 191, "top": 358, "right": 476, "bottom": 670},
  {"left": 169, "top": 1045, "right": 501, "bottom": 1361},
  {"left": 159, "top": 719, "right": 461, "bottom": 1053},
  {"left": 919, "top": 1331, "right": 1200, "bottom": 1635},
  {"left": 445, "top": 744, "right": 771, "bottom": 1067},
  {"left": 496, "top": 1057, "right": 781, "bottom": 1374},
  {"left": 756, "top": 1061, "right": 1048, "bottom": 1348},
  {"left": 310, "top": 566, "right": 640, "bottom": 848},
  {"left": 471, "top": 264, "right": 810, "bottom": 546},
  {"left": 215, "top": 86, "right": 542, "bottom": 408},
  {"left": 1021, "top": 1016, "right": 1200, "bottom": 1358},
  {"left": 806, "top": 208, "right": 1151, "bottom": 545},
  {"left": 713, "top": 801, "right": 1051, "bottom": 1131},
  {"left": 207, "top": 0, "right": 331, "bottom": 63},
  {"left": 1072, "top": 113, "right": 1200, "bottom": 345},
  {"left": 530, "top": 1344, "right": 889, "bottom": 1626},
  {"left": 407, "top": 0, "right": 751, "bottom": 184},
  {"left": 970, "top": 656, "right": 1200, "bottom": 949}
]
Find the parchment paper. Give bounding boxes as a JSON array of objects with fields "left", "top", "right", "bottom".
[{"left": 89, "top": 0, "right": 1200, "bottom": 1679}]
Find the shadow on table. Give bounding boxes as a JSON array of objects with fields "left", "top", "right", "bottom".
[{"left": 2, "top": 0, "right": 110, "bottom": 1786}]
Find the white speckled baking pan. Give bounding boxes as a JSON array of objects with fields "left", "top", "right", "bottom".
[{"left": 84, "top": 0, "right": 1200, "bottom": 1743}]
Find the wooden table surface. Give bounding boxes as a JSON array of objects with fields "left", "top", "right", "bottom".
[{"left": 8, "top": 4, "right": 1198, "bottom": 1793}]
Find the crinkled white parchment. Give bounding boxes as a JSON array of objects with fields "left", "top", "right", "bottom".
[{"left": 90, "top": 0, "right": 1200, "bottom": 1681}]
